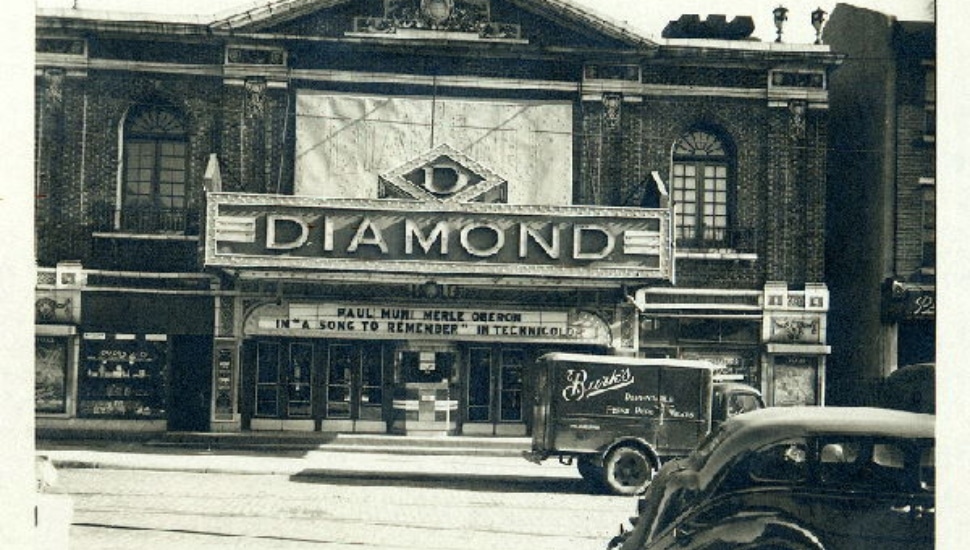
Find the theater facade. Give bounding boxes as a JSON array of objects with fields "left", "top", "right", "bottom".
[{"left": 34, "top": 0, "right": 840, "bottom": 437}]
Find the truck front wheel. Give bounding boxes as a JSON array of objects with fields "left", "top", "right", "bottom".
[{"left": 603, "top": 446, "right": 653, "bottom": 495}]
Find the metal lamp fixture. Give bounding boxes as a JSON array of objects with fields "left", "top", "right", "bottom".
[
  {"left": 773, "top": 6, "right": 789, "bottom": 43},
  {"left": 811, "top": 7, "right": 827, "bottom": 44}
]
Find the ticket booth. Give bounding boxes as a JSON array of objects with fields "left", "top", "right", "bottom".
[{"left": 391, "top": 345, "right": 459, "bottom": 436}]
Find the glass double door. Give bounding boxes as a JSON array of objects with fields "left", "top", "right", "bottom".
[
  {"left": 466, "top": 347, "right": 526, "bottom": 425},
  {"left": 326, "top": 343, "right": 386, "bottom": 422},
  {"left": 248, "top": 339, "right": 389, "bottom": 427}
]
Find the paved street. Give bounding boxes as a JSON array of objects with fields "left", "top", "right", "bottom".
[{"left": 49, "top": 452, "right": 633, "bottom": 550}]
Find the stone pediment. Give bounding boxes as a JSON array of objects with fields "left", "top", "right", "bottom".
[
  {"left": 209, "top": 0, "right": 655, "bottom": 49},
  {"left": 378, "top": 143, "right": 507, "bottom": 203},
  {"left": 351, "top": 0, "right": 523, "bottom": 41}
]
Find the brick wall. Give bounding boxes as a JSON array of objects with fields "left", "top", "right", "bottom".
[
  {"left": 894, "top": 95, "right": 935, "bottom": 276},
  {"left": 35, "top": 71, "right": 223, "bottom": 269},
  {"left": 35, "top": 22, "right": 830, "bottom": 290},
  {"left": 577, "top": 92, "right": 828, "bottom": 289}
]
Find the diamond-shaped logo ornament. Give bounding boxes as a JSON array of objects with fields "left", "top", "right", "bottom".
[{"left": 379, "top": 144, "right": 507, "bottom": 203}]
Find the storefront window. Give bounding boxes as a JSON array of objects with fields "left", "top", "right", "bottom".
[
  {"left": 500, "top": 349, "right": 524, "bottom": 421},
  {"left": 36, "top": 336, "right": 69, "bottom": 414},
  {"left": 78, "top": 333, "right": 167, "bottom": 418},
  {"left": 641, "top": 317, "right": 761, "bottom": 387}
]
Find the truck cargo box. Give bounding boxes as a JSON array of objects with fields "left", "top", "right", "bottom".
[{"left": 525, "top": 352, "right": 763, "bottom": 495}]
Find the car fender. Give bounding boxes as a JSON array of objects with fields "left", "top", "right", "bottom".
[{"left": 663, "top": 510, "right": 825, "bottom": 549}]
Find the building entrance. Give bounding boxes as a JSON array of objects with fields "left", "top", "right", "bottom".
[
  {"left": 169, "top": 335, "right": 213, "bottom": 432},
  {"left": 324, "top": 342, "right": 390, "bottom": 432},
  {"left": 242, "top": 339, "right": 393, "bottom": 432}
]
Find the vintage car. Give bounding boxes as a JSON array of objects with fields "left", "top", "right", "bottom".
[{"left": 608, "top": 407, "right": 935, "bottom": 550}]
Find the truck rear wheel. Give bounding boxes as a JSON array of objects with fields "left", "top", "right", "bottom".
[{"left": 603, "top": 446, "right": 653, "bottom": 495}]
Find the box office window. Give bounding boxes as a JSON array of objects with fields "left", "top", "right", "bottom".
[
  {"left": 78, "top": 333, "right": 167, "bottom": 418},
  {"left": 36, "top": 336, "right": 69, "bottom": 414}
]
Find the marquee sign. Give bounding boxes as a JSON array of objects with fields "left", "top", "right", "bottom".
[
  {"left": 205, "top": 193, "right": 672, "bottom": 280},
  {"left": 245, "top": 302, "right": 612, "bottom": 345}
]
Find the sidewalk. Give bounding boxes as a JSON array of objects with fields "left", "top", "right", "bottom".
[{"left": 35, "top": 433, "right": 579, "bottom": 481}]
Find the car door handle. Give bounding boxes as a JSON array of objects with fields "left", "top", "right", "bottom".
[{"left": 890, "top": 504, "right": 935, "bottom": 519}]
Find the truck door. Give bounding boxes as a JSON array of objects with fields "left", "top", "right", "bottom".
[{"left": 656, "top": 366, "right": 708, "bottom": 456}]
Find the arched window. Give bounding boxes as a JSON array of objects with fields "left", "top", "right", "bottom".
[
  {"left": 671, "top": 130, "right": 732, "bottom": 246},
  {"left": 122, "top": 102, "right": 188, "bottom": 232}
]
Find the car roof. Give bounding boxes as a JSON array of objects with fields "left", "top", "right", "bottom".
[
  {"left": 694, "top": 407, "right": 935, "bottom": 484},
  {"left": 537, "top": 352, "right": 718, "bottom": 370},
  {"left": 725, "top": 406, "right": 935, "bottom": 439}
]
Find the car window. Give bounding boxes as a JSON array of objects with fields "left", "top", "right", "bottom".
[
  {"left": 819, "top": 438, "right": 912, "bottom": 491},
  {"left": 749, "top": 440, "right": 809, "bottom": 483},
  {"left": 873, "top": 443, "right": 906, "bottom": 468},
  {"left": 727, "top": 393, "right": 762, "bottom": 417}
]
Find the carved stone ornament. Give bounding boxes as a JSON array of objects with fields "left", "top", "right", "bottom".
[
  {"left": 769, "top": 316, "right": 820, "bottom": 343},
  {"left": 35, "top": 296, "right": 73, "bottom": 323},
  {"left": 354, "top": 0, "right": 520, "bottom": 38},
  {"left": 245, "top": 78, "right": 267, "bottom": 118},
  {"left": 421, "top": 0, "right": 455, "bottom": 23},
  {"left": 44, "top": 69, "right": 65, "bottom": 108},
  {"left": 603, "top": 93, "right": 622, "bottom": 129}
]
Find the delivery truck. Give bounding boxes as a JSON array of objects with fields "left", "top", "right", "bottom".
[{"left": 523, "top": 352, "right": 764, "bottom": 495}]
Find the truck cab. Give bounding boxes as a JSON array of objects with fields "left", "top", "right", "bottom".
[{"left": 524, "top": 352, "right": 764, "bottom": 495}]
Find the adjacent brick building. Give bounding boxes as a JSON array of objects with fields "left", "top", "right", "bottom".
[
  {"left": 35, "top": 0, "right": 840, "bottom": 438},
  {"left": 824, "top": 3, "right": 936, "bottom": 405}
]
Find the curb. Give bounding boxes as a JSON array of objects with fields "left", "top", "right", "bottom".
[
  {"left": 140, "top": 442, "right": 526, "bottom": 457},
  {"left": 47, "top": 460, "right": 303, "bottom": 476}
]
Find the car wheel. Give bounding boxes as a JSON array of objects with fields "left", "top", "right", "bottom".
[{"left": 603, "top": 446, "right": 653, "bottom": 495}]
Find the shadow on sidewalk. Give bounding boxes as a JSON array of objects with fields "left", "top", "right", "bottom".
[{"left": 289, "top": 468, "right": 602, "bottom": 495}]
